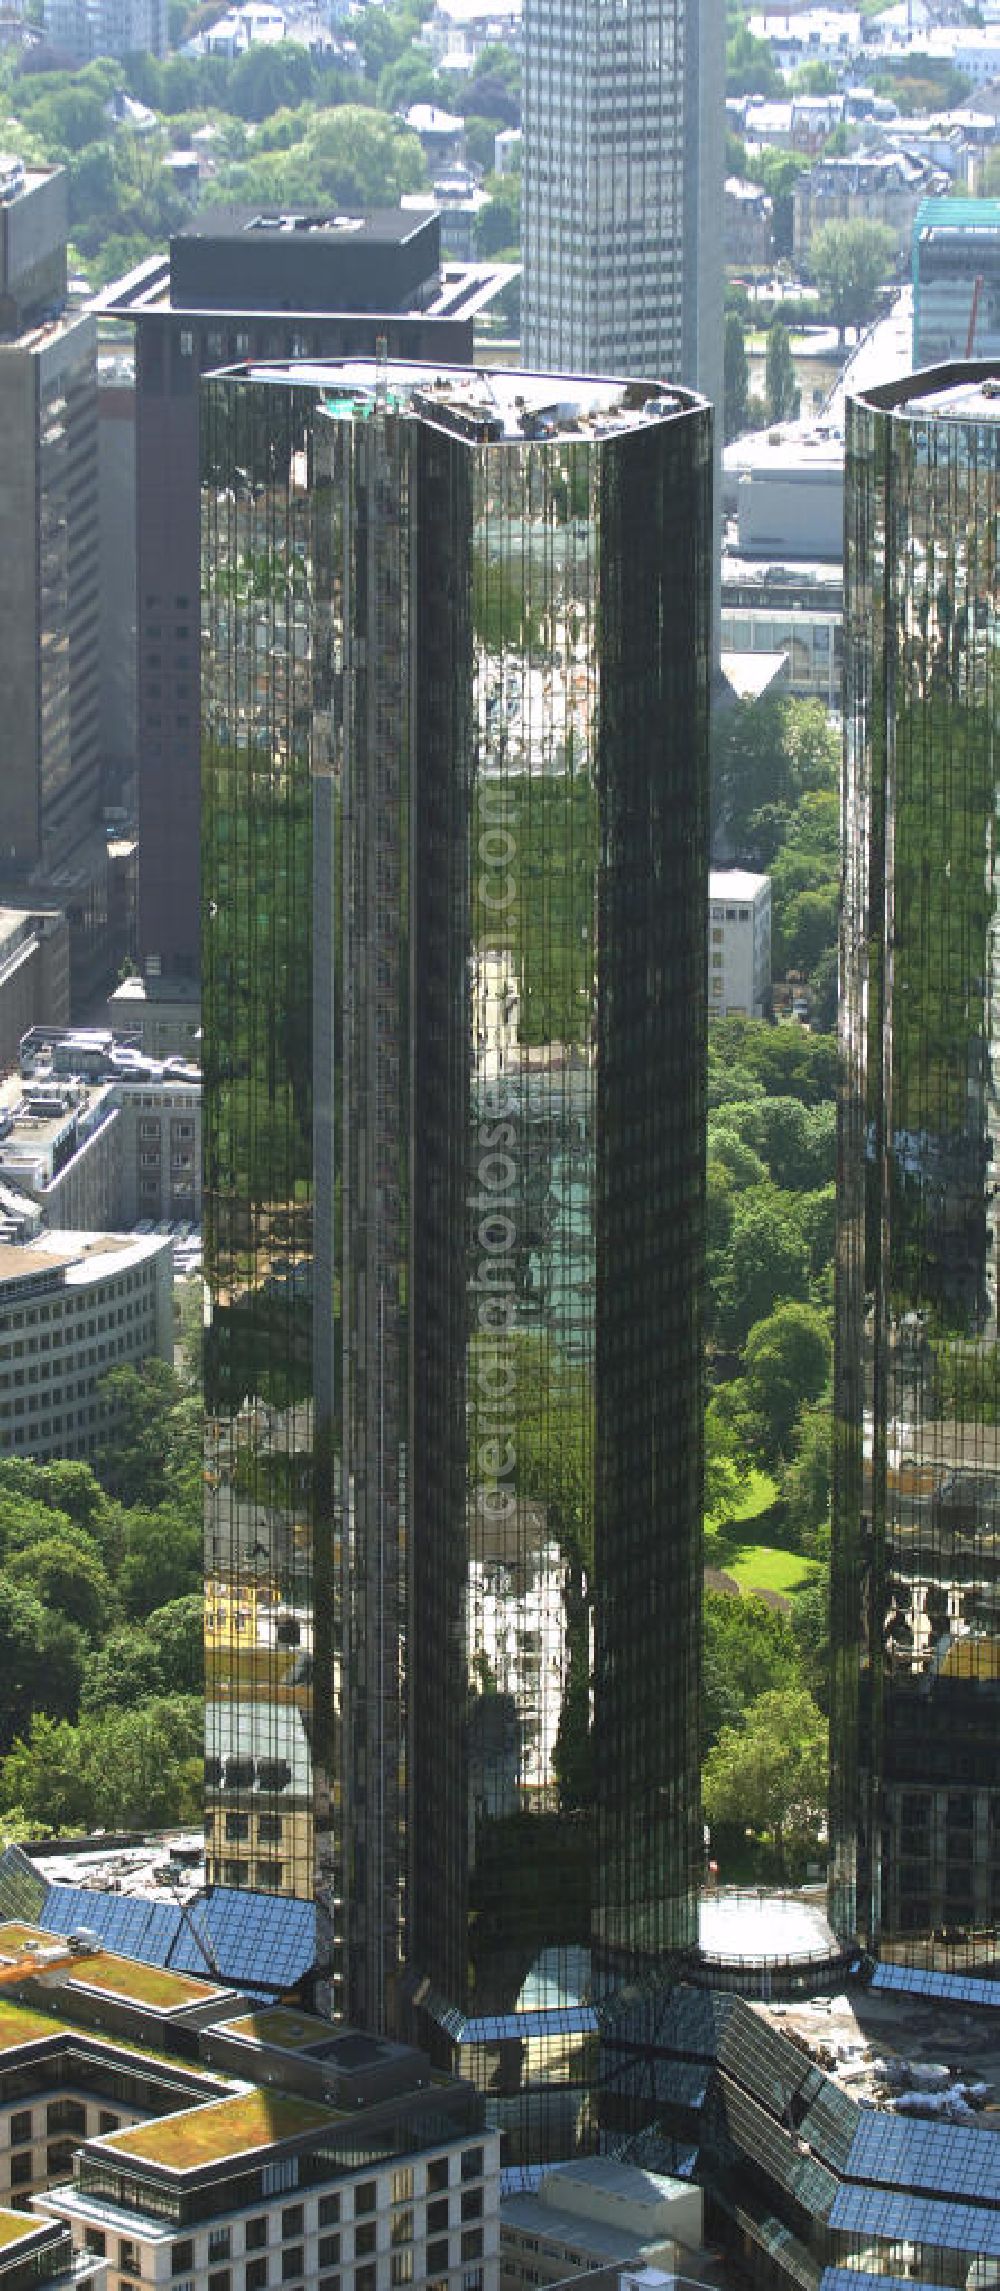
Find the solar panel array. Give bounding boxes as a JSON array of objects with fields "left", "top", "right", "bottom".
[
  {"left": 829, "top": 2183, "right": 1000, "bottom": 2258},
  {"left": 821, "top": 2271, "right": 933, "bottom": 2291},
  {"left": 872, "top": 1960, "right": 1000, "bottom": 2010},
  {"left": 42, "top": 1887, "right": 183, "bottom": 1966},
  {"left": 462, "top": 2006, "right": 599, "bottom": 2044},
  {"left": 0, "top": 1844, "right": 47, "bottom": 1926},
  {"left": 38, "top": 1883, "right": 316, "bottom": 1992},
  {"left": 190, "top": 1890, "right": 316, "bottom": 1989},
  {"left": 718, "top": 2073, "right": 840, "bottom": 2221},
  {"left": 849, "top": 2108, "right": 1000, "bottom": 2203}
]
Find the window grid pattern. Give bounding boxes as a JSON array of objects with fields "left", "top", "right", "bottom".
[{"left": 835, "top": 372, "right": 1000, "bottom": 1968}]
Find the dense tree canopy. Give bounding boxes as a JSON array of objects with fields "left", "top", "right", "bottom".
[
  {"left": 0, "top": 1365, "right": 204, "bottom": 1830},
  {"left": 704, "top": 1685, "right": 828, "bottom": 1874},
  {"left": 808, "top": 218, "right": 897, "bottom": 341}
]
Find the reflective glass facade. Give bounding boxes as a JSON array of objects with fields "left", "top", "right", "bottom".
[
  {"left": 201, "top": 361, "right": 711, "bottom": 2147},
  {"left": 835, "top": 367, "right": 1000, "bottom": 1968}
]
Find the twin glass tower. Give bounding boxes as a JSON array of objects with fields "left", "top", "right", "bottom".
[
  {"left": 201, "top": 360, "right": 712, "bottom": 2148},
  {"left": 835, "top": 368, "right": 1000, "bottom": 1970}
]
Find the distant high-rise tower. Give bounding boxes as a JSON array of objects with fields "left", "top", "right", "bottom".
[
  {"left": 201, "top": 358, "right": 711, "bottom": 2153},
  {"left": 521, "top": 0, "right": 724, "bottom": 413},
  {"left": 102, "top": 209, "right": 473, "bottom": 982},
  {"left": 0, "top": 156, "right": 106, "bottom": 1007},
  {"left": 834, "top": 365, "right": 1000, "bottom": 1970}
]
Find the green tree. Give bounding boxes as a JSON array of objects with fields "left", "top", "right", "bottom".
[
  {"left": 707, "top": 1120, "right": 768, "bottom": 1192},
  {"left": 0, "top": 1575, "right": 84, "bottom": 1753},
  {"left": 752, "top": 1095, "right": 835, "bottom": 1191},
  {"left": 790, "top": 1566, "right": 831, "bottom": 1709},
  {"left": 765, "top": 318, "right": 799, "bottom": 421},
  {"left": 808, "top": 218, "right": 897, "bottom": 342},
  {"left": 781, "top": 1398, "right": 832, "bottom": 1554},
  {"left": 225, "top": 39, "right": 314, "bottom": 121},
  {"left": 797, "top": 1182, "right": 836, "bottom": 1279},
  {"left": 741, "top": 1301, "right": 832, "bottom": 1466},
  {"left": 703, "top": 1590, "right": 800, "bottom": 1752},
  {"left": 724, "top": 310, "right": 749, "bottom": 442},
  {"left": 300, "top": 104, "right": 426, "bottom": 206},
  {"left": 726, "top": 22, "right": 781, "bottom": 94},
  {"left": 703, "top": 1684, "right": 828, "bottom": 1874},
  {"left": 791, "top": 59, "right": 838, "bottom": 92},
  {"left": 145, "top": 1595, "right": 204, "bottom": 1695},
  {"left": 118, "top": 1507, "right": 203, "bottom": 1620},
  {"left": 704, "top": 1395, "right": 752, "bottom": 1528},
  {"left": 0, "top": 1697, "right": 203, "bottom": 1831},
  {"left": 377, "top": 49, "right": 441, "bottom": 110},
  {"left": 712, "top": 693, "right": 839, "bottom": 862},
  {"left": 713, "top": 1195, "right": 811, "bottom": 1350},
  {"left": 709, "top": 1016, "right": 838, "bottom": 1107},
  {"left": 95, "top": 1359, "right": 195, "bottom": 1507},
  {"left": 781, "top": 883, "right": 840, "bottom": 977},
  {"left": 80, "top": 1629, "right": 165, "bottom": 1715},
  {"left": 7, "top": 1534, "right": 114, "bottom": 1641},
  {"left": 476, "top": 170, "right": 520, "bottom": 255}
]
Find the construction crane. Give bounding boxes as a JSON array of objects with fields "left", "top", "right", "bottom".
[{"left": 966, "top": 275, "right": 984, "bottom": 358}]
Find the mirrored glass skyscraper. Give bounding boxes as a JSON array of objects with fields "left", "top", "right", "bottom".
[
  {"left": 835, "top": 366, "right": 1000, "bottom": 1968},
  {"left": 201, "top": 360, "right": 711, "bottom": 2149}
]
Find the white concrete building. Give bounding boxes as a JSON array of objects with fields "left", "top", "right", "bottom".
[
  {"left": 420, "top": 0, "right": 522, "bottom": 72},
  {"left": 500, "top": 2159, "right": 704, "bottom": 2291},
  {"left": 0, "top": 1922, "right": 499, "bottom": 2291},
  {"left": 0, "top": 1226, "right": 172, "bottom": 1459},
  {"left": 708, "top": 869, "right": 772, "bottom": 1019}
]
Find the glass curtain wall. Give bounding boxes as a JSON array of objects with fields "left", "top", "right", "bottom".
[
  {"left": 835, "top": 369, "right": 1000, "bottom": 1967},
  {"left": 201, "top": 365, "right": 710, "bottom": 2143}
]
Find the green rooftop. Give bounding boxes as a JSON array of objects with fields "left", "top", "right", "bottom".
[
  {"left": 218, "top": 2008, "right": 330, "bottom": 2054},
  {"left": 0, "top": 2215, "right": 47, "bottom": 2250},
  {"left": 105, "top": 2090, "right": 340, "bottom": 2173},
  {"left": 0, "top": 1923, "right": 52, "bottom": 1955},
  {"left": 0, "top": 1999, "right": 67, "bottom": 2053},
  {"left": 67, "top": 1954, "right": 222, "bottom": 2013}
]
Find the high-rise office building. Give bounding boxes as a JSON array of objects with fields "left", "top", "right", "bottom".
[
  {"left": 0, "top": 156, "right": 105, "bottom": 1002},
  {"left": 521, "top": 0, "right": 725, "bottom": 416},
  {"left": 201, "top": 359, "right": 711, "bottom": 2152},
  {"left": 834, "top": 364, "right": 1000, "bottom": 1968},
  {"left": 101, "top": 210, "right": 474, "bottom": 981}
]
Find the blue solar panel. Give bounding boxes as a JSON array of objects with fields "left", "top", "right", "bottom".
[
  {"left": 39, "top": 1883, "right": 316, "bottom": 1994},
  {"left": 40, "top": 1885, "right": 178, "bottom": 1966},
  {"left": 179, "top": 1889, "right": 316, "bottom": 1989},
  {"left": 461, "top": 2007, "right": 599, "bottom": 2044},
  {"left": 872, "top": 1962, "right": 1000, "bottom": 2010},
  {"left": 822, "top": 2272, "right": 932, "bottom": 2291},
  {"left": 829, "top": 2184, "right": 1000, "bottom": 2256},
  {"left": 849, "top": 2109, "right": 1000, "bottom": 2201}
]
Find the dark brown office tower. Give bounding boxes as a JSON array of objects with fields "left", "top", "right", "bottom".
[{"left": 100, "top": 210, "right": 473, "bottom": 981}]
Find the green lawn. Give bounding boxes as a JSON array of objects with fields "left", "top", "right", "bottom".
[
  {"left": 720, "top": 1541, "right": 820, "bottom": 1599},
  {"left": 725, "top": 1468, "right": 778, "bottom": 1524},
  {"left": 706, "top": 1468, "right": 819, "bottom": 1599}
]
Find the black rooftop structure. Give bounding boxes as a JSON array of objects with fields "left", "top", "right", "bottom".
[{"left": 169, "top": 207, "right": 441, "bottom": 314}]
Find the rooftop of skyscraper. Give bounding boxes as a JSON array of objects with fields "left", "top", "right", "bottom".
[
  {"left": 225, "top": 358, "right": 700, "bottom": 445},
  {"left": 852, "top": 356, "right": 1000, "bottom": 418}
]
